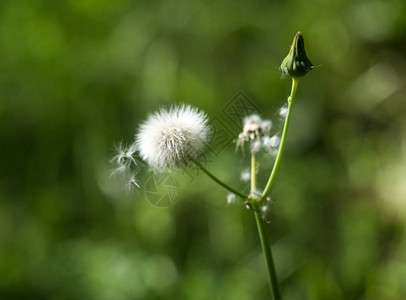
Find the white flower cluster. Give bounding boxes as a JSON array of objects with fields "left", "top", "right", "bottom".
[
  {"left": 110, "top": 105, "right": 210, "bottom": 190},
  {"left": 236, "top": 114, "right": 280, "bottom": 155}
]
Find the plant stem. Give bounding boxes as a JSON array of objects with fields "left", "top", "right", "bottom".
[
  {"left": 191, "top": 159, "right": 248, "bottom": 199},
  {"left": 254, "top": 212, "right": 282, "bottom": 300},
  {"left": 251, "top": 152, "right": 257, "bottom": 193},
  {"left": 260, "top": 78, "right": 299, "bottom": 200},
  {"left": 251, "top": 152, "right": 282, "bottom": 299}
]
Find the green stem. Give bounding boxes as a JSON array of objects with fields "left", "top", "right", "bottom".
[
  {"left": 251, "top": 152, "right": 257, "bottom": 193},
  {"left": 260, "top": 78, "right": 299, "bottom": 200},
  {"left": 255, "top": 212, "right": 282, "bottom": 300},
  {"left": 251, "top": 152, "right": 282, "bottom": 299},
  {"left": 191, "top": 159, "right": 248, "bottom": 199}
]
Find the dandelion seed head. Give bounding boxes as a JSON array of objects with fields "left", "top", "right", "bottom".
[
  {"left": 250, "top": 139, "right": 262, "bottom": 153},
  {"left": 237, "top": 114, "right": 274, "bottom": 154},
  {"left": 242, "top": 115, "right": 262, "bottom": 141},
  {"left": 136, "top": 105, "right": 209, "bottom": 168}
]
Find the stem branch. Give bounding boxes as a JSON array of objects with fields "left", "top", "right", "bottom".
[
  {"left": 191, "top": 159, "right": 248, "bottom": 199},
  {"left": 261, "top": 78, "right": 299, "bottom": 200}
]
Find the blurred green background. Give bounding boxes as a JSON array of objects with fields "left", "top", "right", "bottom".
[{"left": 0, "top": 0, "right": 405, "bottom": 299}]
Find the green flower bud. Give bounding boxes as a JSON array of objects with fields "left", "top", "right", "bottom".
[{"left": 280, "top": 32, "right": 313, "bottom": 78}]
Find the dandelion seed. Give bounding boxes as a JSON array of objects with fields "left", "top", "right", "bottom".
[
  {"left": 260, "top": 120, "right": 272, "bottom": 135},
  {"left": 112, "top": 142, "right": 138, "bottom": 167},
  {"left": 110, "top": 163, "right": 128, "bottom": 177},
  {"left": 268, "top": 148, "right": 278, "bottom": 157},
  {"left": 263, "top": 135, "right": 280, "bottom": 151},
  {"left": 270, "top": 135, "right": 280, "bottom": 147},
  {"left": 261, "top": 204, "right": 270, "bottom": 214},
  {"left": 261, "top": 200, "right": 273, "bottom": 223},
  {"left": 279, "top": 105, "right": 288, "bottom": 118},
  {"left": 240, "top": 169, "right": 251, "bottom": 182},
  {"left": 227, "top": 193, "right": 237, "bottom": 205},
  {"left": 261, "top": 204, "right": 272, "bottom": 222},
  {"left": 136, "top": 105, "right": 209, "bottom": 168},
  {"left": 244, "top": 114, "right": 262, "bottom": 126},
  {"left": 127, "top": 174, "right": 140, "bottom": 191}
]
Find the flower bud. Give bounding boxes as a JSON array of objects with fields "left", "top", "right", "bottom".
[{"left": 280, "top": 32, "right": 313, "bottom": 78}]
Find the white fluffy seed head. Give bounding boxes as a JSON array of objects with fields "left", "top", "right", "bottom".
[
  {"left": 243, "top": 114, "right": 262, "bottom": 125},
  {"left": 237, "top": 114, "right": 274, "bottom": 154},
  {"left": 242, "top": 114, "right": 262, "bottom": 141},
  {"left": 136, "top": 105, "right": 209, "bottom": 168}
]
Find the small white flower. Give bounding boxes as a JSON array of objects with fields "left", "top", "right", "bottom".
[
  {"left": 240, "top": 169, "right": 251, "bottom": 182},
  {"left": 136, "top": 105, "right": 209, "bottom": 168}
]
